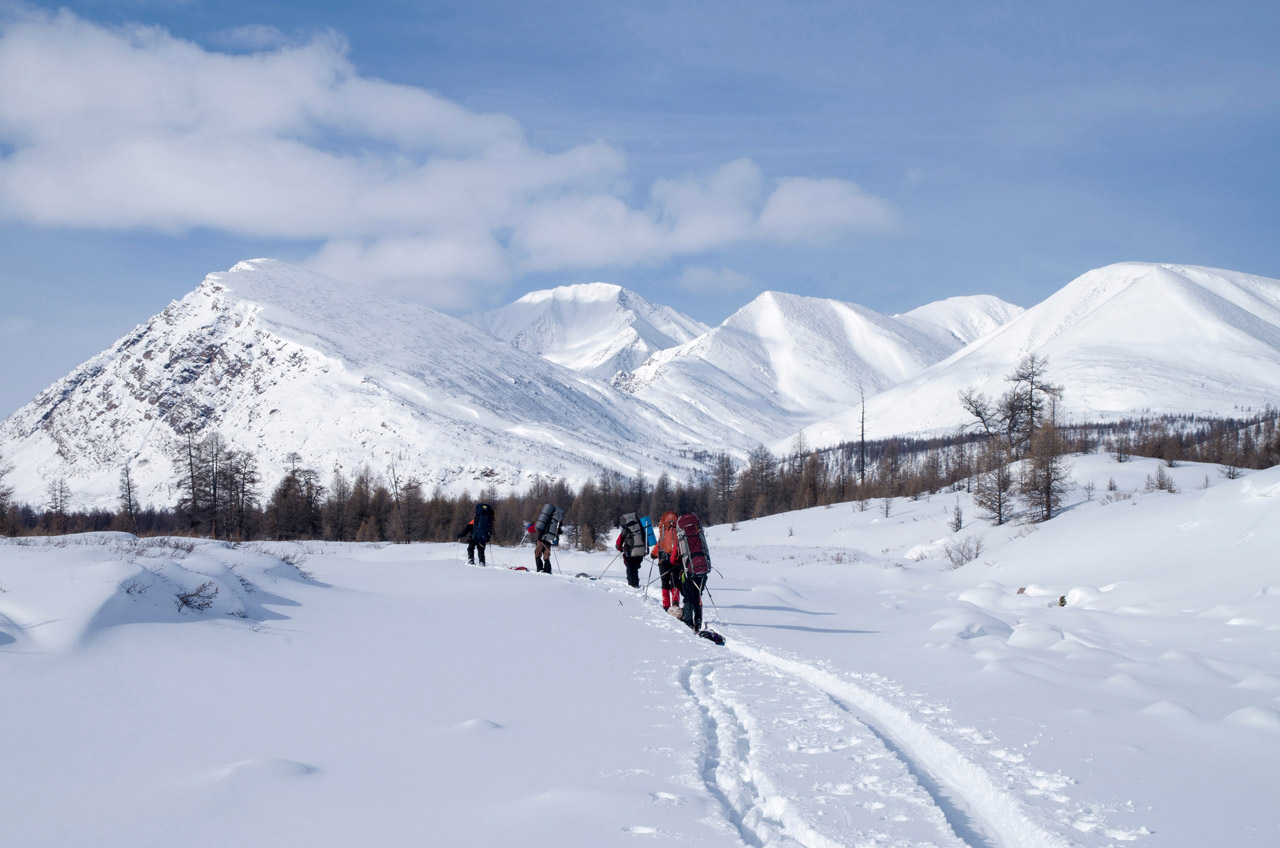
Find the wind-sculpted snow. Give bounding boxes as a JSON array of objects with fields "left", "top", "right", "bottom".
[
  {"left": 0, "top": 261, "right": 713, "bottom": 507},
  {"left": 801, "top": 262, "right": 1280, "bottom": 447},
  {"left": 0, "top": 533, "right": 310, "bottom": 652},
  {"left": 464, "top": 282, "right": 710, "bottom": 379}
]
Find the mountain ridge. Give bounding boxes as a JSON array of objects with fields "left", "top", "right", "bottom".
[
  {"left": 0, "top": 260, "right": 711, "bottom": 508},
  {"left": 797, "top": 261, "right": 1280, "bottom": 449},
  {"left": 463, "top": 282, "right": 709, "bottom": 380},
  {"left": 8, "top": 258, "right": 1275, "bottom": 511}
]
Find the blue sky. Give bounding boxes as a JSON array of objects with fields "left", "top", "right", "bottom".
[{"left": 1, "top": 0, "right": 1278, "bottom": 417}]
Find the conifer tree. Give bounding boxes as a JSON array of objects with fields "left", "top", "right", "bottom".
[
  {"left": 710, "top": 453, "right": 736, "bottom": 524},
  {"left": 974, "top": 441, "right": 1016, "bottom": 526},
  {"left": 1019, "top": 417, "right": 1073, "bottom": 523},
  {"left": 46, "top": 477, "right": 71, "bottom": 534},
  {"left": 118, "top": 464, "right": 139, "bottom": 534}
]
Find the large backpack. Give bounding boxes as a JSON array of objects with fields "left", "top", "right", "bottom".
[
  {"left": 619, "top": 512, "right": 649, "bottom": 559},
  {"left": 640, "top": 515, "right": 656, "bottom": 548},
  {"left": 675, "top": 513, "right": 711, "bottom": 576},
  {"left": 472, "top": 503, "right": 494, "bottom": 543},
  {"left": 534, "top": 503, "right": 564, "bottom": 544}
]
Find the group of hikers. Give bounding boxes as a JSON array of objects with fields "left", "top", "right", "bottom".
[
  {"left": 614, "top": 510, "right": 711, "bottom": 634},
  {"left": 455, "top": 503, "right": 715, "bottom": 636}
]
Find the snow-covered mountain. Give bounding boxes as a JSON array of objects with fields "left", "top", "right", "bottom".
[
  {"left": 10, "top": 257, "right": 1278, "bottom": 509},
  {"left": 463, "top": 283, "right": 709, "bottom": 380},
  {"left": 897, "top": 294, "right": 1026, "bottom": 346},
  {"left": 800, "top": 262, "right": 1280, "bottom": 447},
  {"left": 0, "top": 261, "right": 712, "bottom": 509},
  {"left": 617, "top": 291, "right": 990, "bottom": 448}
]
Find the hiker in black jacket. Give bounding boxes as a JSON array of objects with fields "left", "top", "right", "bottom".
[{"left": 457, "top": 519, "right": 487, "bottom": 565}]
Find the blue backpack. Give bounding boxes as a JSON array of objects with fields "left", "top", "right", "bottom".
[{"left": 640, "top": 515, "right": 656, "bottom": 547}]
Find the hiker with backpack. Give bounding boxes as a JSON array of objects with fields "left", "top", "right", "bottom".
[
  {"left": 650, "top": 510, "right": 682, "bottom": 613},
  {"left": 458, "top": 502, "right": 495, "bottom": 565},
  {"left": 529, "top": 503, "right": 564, "bottom": 574},
  {"left": 673, "top": 513, "right": 711, "bottom": 632},
  {"left": 614, "top": 512, "right": 651, "bottom": 588}
]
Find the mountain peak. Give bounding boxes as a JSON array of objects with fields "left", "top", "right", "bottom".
[
  {"left": 465, "top": 282, "right": 708, "bottom": 379},
  {"left": 517, "top": 282, "right": 625, "bottom": 305},
  {"left": 0, "top": 260, "right": 712, "bottom": 508},
  {"left": 799, "top": 262, "right": 1280, "bottom": 448}
]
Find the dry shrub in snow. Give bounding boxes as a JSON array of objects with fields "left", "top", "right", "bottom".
[
  {"left": 175, "top": 581, "right": 218, "bottom": 612},
  {"left": 944, "top": 536, "right": 984, "bottom": 569}
]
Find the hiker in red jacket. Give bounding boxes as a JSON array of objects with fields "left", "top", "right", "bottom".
[
  {"left": 650, "top": 510, "right": 681, "bottom": 612},
  {"left": 528, "top": 522, "right": 554, "bottom": 573}
]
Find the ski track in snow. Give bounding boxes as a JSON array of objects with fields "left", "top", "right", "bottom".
[
  {"left": 720, "top": 643, "right": 1078, "bottom": 848},
  {"left": 681, "top": 656, "right": 967, "bottom": 848},
  {"left": 610, "top": 580, "right": 1087, "bottom": 848}
]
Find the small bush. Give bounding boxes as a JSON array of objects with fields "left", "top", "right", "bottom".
[
  {"left": 175, "top": 581, "right": 218, "bottom": 612},
  {"left": 944, "top": 536, "right": 984, "bottom": 569}
]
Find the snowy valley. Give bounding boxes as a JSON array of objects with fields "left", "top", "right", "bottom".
[{"left": 3, "top": 454, "right": 1278, "bottom": 846}]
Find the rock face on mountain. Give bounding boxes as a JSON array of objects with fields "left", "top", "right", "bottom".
[
  {"left": 799, "top": 262, "right": 1280, "bottom": 448},
  {"left": 0, "top": 261, "right": 708, "bottom": 508},
  {"left": 463, "top": 282, "right": 709, "bottom": 380}
]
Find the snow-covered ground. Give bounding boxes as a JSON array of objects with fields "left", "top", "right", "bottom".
[{"left": 3, "top": 454, "right": 1278, "bottom": 847}]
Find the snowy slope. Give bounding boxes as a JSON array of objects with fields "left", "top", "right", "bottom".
[
  {"left": 898, "top": 293, "right": 1026, "bottom": 346},
  {"left": 463, "top": 282, "right": 709, "bottom": 380},
  {"left": 0, "top": 261, "right": 710, "bottom": 508},
  {"left": 801, "top": 262, "right": 1280, "bottom": 446},
  {"left": 619, "top": 291, "right": 967, "bottom": 448},
  {"left": 3, "top": 454, "right": 1278, "bottom": 846}
]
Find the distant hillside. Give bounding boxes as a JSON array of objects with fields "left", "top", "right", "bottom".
[{"left": 799, "top": 262, "right": 1280, "bottom": 448}]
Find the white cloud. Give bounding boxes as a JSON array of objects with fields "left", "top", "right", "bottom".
[
  {"left": 677, "top": 265, "right": 753, "bottom": 293},
  {"left": 309, "top": 234, "right": 511, "bottom": 310},
  {"left": 757, "top": 177, "right": 898, "bottom": 242},
  {"left": 0, "top": 8, "right": 897, "bottom": 302},
  {"left": 209, "top": 25, "right": 292, "bottom": 52}
]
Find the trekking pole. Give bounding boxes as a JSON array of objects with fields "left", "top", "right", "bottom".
[
  {"left": 552, "top": 547, "right": 563, "bottom": 575},
  {"left": 504, "top": 530, "right": 529, "bottom": 568},
  {"left": 704, "top": 584, "right": 724, "bottom": 627},
  {"left": 596, "top": 550, "right": 621, "bottom": 580},
  {"left": 619, "top": 567, "right": 662, "bottom": 605}
]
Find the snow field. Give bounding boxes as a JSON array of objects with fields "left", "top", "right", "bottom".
[{"left": 3, "top": 453, "right": 1279, "bottom": 846}]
